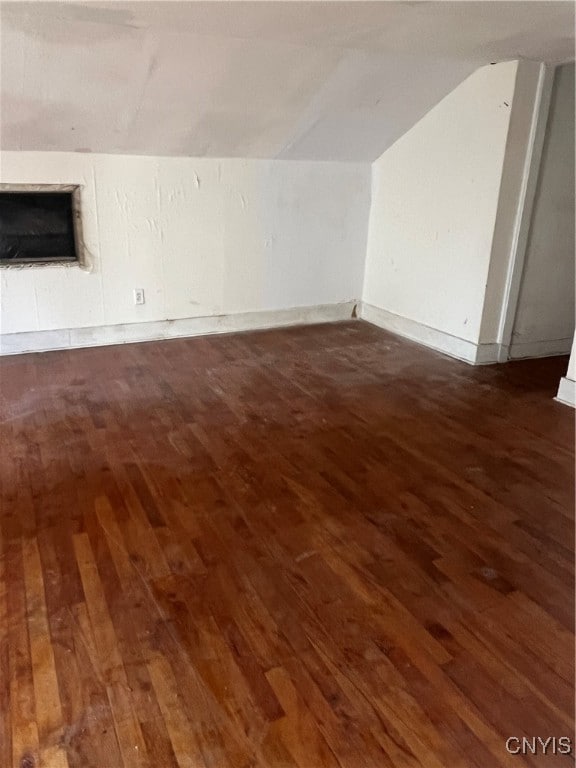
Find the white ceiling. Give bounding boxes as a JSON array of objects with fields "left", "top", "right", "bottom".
[{"left": 1, "top": 1, "right": 574, "bottom": 161}]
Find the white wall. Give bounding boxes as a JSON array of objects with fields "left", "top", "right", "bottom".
[
  {"left": 510, "top": 63, "right": 575, "bottom": 359},
  {"left": 361, "top": 62, "right": 518, "bottom": 363},
  {"left": 0, "top": 152, "right": 369, "bottom": 351}
]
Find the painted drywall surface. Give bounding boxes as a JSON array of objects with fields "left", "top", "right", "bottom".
[
  {"left": 510, "top": 63, "right": 575, "bottom": 357},
  {"left": 0, "top": 152, "right": 369, "bottom": 336},
  {"left": 1, "top": 2, "right": 574, "bottom": 161},
  {"left": 362, "top": 62, "right": 517, "bottom": 346}
]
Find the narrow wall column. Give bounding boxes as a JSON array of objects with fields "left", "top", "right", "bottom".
[
  {"left": 477, "top": 60, "right": 554, "bottom": 359},
  {"left": 556, "top": 337, "right": 576, "bottom": 408}
]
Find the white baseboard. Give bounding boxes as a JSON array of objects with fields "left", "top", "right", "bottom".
[
  {"left": 555, "top": 376, "right": 576, "bottom": 408},
  {"left": 0, "top": 301, "right": 357, "bottom": 356},
  {"left": 474, "top": 342, "right": 501, "bottom": 365},
  {"left": 359, "top": 302, "right": 498, "bottom": 365},
  {"left": 508, "top": 337, "right": 574, "bottom": 360}
]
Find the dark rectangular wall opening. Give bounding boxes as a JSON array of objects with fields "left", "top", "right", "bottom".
[{"left": 0, "top": 191, "right": 79, "bottom": 265}]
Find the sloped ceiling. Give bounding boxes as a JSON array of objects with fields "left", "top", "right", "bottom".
[{"left": 0, "top": 1, "right": 574, "bottom": 161}]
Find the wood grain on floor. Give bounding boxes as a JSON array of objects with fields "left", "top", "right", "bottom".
[{"left": 0, "top": 320, "right": 574, "bottom": 768}]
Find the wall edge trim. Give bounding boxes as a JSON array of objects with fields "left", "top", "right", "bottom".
[
  {"left": 508, "top": 337, "right": 574, "bottom": 360},
  {"left": 0, "top": 301, "right": 358, "bottom": 355},
  {"left": 359, "top": 302, "right": 500, "bottom": 365},
  {"left": 555, "top": 376, "right": 576, "bottom": 408}
]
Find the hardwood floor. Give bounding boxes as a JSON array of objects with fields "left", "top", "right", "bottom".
[{"left": 0, "top": 320, "right": 573, "bottom": 768}]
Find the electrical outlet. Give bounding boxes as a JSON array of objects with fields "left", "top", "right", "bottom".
[{"left": 134, "top": 288, "right": 145, "bottom": 305}]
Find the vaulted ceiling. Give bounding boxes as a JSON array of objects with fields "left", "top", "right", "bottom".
[{"left": 1, "top": 1, "right": 574, "bottom": 161}]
